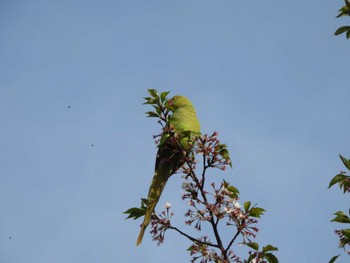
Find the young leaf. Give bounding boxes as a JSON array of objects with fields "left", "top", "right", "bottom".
[
  {"left": 215, "top": 143, "right": 232, "bottom": 167},
  {"left": 160, "top": 91, "right": 170, "bottom": 102},
  {"left": 123, "top": 198, "right": 148, "bottom": 220},
  {"left": 227, "top": 185, "right": 240, "bottom": 199},
  {"left": 334, "top": 26, "right": 350, "bottom": 36},
  {"left": 145, "top": 111, "right": 160, "bottom": 118},
  {"left": 143, "top": 97, "right": 157, "bottom": 105},
  {"left": 143, "top": 96, "right": 151, "bottom": 102},
  {"left": 245, "top": 242, "right": 259, "bottom": 250},
  {"left": 187, "top": 245, "right": 195, "bottom": 251},
  {"left": 265, "top": 253, "right": 279, "bottom": 263},
  {"left": 329, "top": 255, "right": 340, "bottom": 263},
  {"left": 123, "top": 207, "right": 146, "bottom": 220},
  {"left": 328, "top": 174, "right": 346, "bottom": 189},
  {"left": 249, "top": 207, "right": 266, "bottom": 218},
  {"left": 331, "top": 211, "right": 350, "bottom": 224},
  {"left": 148, "top": 89, "right": 158, "bottom": 98},
  {"left": 341, "top": 228, "right": 350, "bottom": 238},
  {"left": 244, "top": 201, "right": 251, "bottom": 213},
  {"left": 339, "top": 155, "right": 350, "bottom": 170},
  {"left": 346, "top": 0, "right": 350, "bottom": 10},
  {"left": 336, "top": 3, "right": 350, "bottom": 17},
  {"left": 152, "top": 105, "right": 162, "bottom": 116},
  {"left": 262, "top": 244, "right": 278, "bottom": 253}
]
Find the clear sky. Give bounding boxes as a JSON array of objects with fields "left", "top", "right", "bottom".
[{"left": 1, "top": 1, "right": 349, "bottom": 262}]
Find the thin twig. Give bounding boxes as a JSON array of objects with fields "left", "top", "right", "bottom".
[
  {"left": 225, "top": 229, "right": 241, "bottom": 253},
  {"left": 168, "top": 225, "right": 220, "bottom": 248}
]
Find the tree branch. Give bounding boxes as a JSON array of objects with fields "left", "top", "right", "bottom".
[
  {"left": 167, "top": 225, "right": 219, "bottom": 248},
  {"left": 225, "top": 229, "right": 241, "bottom": 253}
]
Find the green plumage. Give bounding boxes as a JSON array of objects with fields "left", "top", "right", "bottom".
[{"left": 136, "top": 95, "right": 200, "bottom": 245}]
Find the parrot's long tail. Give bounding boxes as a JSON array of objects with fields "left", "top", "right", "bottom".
[
  {"left": 136, "top": 224, "right": 146, "bottom": 246},
  {"left": 136, "top": 160, "right": 177, "bottom": 246},
  {"left": 136, "top": 198, "right": 154, "bottom": 246}
]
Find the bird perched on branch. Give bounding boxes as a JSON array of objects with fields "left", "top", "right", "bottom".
[{"left": 136, "top": 95, "right": 201, "bottom": 246}]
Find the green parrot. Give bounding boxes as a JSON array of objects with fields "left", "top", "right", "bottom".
[{"left": 136, "top": 95, "right": 200, "bottom": 246}]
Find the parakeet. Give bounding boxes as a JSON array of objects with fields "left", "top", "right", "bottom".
[{"left": 136, "top": 95, "right": 200, "bottom": 246}]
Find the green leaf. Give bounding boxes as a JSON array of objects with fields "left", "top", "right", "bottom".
[
  {"left": 339, "top": 155, "right": 350, "bottom": 170},
  {"left": 339, "top": 236, "right": 350, "bottom": 247},
  {"left": 152, "top": 105, "right": 162, "bottom": 115},
  {"left": 145, "top": 111, "right": 160, "bottom": 118},
  {"left": 123, "top": 207, "right": 146, "bottom": 220},
  {"left": 346, "top": 0, "right": 350, "bottom": 9},
  {"left": 215, "top": 143, "right": 232, "bottom": 167},
  {"left": 335, "top": 26, "right": 350, "bottom": 36},
  {"left": 222, "top": 180, "right": 229, "bottom": 188},
  {"left": 227, "top": 185, "right": 240, "bottom": 195},
  {"left": 331, "top": 211, "right": 350, "bottom": 224},
  {"left": 245, "top": 242, "right": 259, "bottom": 251},
  {"left": 346, "top": 30, "right": 350, "bottom": 39},
  {"left": 123, "top": 198, "right": 148, "bottom": 220},
  {"left": 340, "top": 5, "right": 350, "bottom": 13},
  {"left": 244, "top": 201, "right": 251, "bottom": 213},
  {"left": 329, "top": 255, "right": 340, "bottom": 263},
  {"left": 143, "top": 97, "right": 154, "bottom": 104},
  {"left": 187, "top": 245, "right": 195, "bottom": 251},
  {"left": 219, "top": 149, "right": 232, "bottom": 166},
  {"left": 148, "top": 89, "right": 158, "bottom": 98},
  {"left": 143, "top": 97, "right": 158, "bottom": 105},
  {"left": 328, "top": 174, "right": 346, "bottom": 189},
  {"left": 336, "top": 4, "right": 350, "bottom": 17},
  {"left": 249, "top": 207, "right": 265, "bottom": 218},
  {"left": 226, "top": 185, "right": 239, "bottom": 199},
  {"left": 328, "top": 156, "right": 350, "bottom": 192},
  {"left": 265, "top": 253, "right": 279, "bottom": 263},
  {"left": 160, "top": 91, "right": 170, "bottom": 102},
  {"left": 219, "top": 148, "right": 229, "bottom": 158},
  {"left": 336, "top": 12, "right": 346, "bottom": 18},
  {"left": 341, "top": 228, "right": 350, "bottom": 238},
  {"left": 262, "top": 244, "right": 278, "bottom": 253}
]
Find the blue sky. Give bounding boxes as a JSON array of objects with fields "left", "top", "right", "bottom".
[{"left": 1, "top": 0, "right": 349, "bottom": 262}]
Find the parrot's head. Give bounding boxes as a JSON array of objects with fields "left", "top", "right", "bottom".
[{"left": 168, "top": 95, "right": 193, "bottom": 111}]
